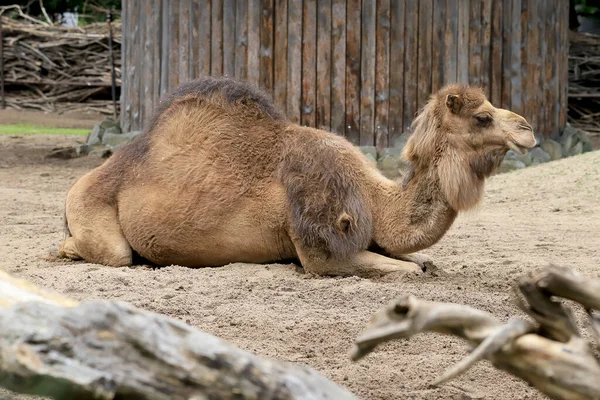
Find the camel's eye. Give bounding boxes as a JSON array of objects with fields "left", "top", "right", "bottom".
[{"left": 474, "top": 114, "right": 493, "bottom": 126}]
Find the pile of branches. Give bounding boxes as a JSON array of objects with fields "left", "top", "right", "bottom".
[
  {"left": 0, "top": 7, "right": 121, "bottom": 115},
  {"left": 568, "top": 30, "right": 600, "bottom": 135}
]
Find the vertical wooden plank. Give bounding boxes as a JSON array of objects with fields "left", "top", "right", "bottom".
[
  {"left": 417, "top": 0, "right": 433, "bottom": 109},
  {"left": 360, "top": 0, "right": 376, "bottom": 145},
  {"left": 546, "top": 0, "right": 559, "bottom": 137},
  {"left": 120, "top": 0, "right": 130, "bottom": 132},
  {"left": 130, "top": 0, "right": 141, "bottom": 129},
  {"left": 331, "top": 0, "right": 346, "bottom": 135},
  {"left": 345, "top": 0, "right": 361, "bottom": 144},
  {"left": 260, "top": 0, "right": 274, "bottom": 92},
  {"left": 168, "top": 0, "right": 180, "bottom": 90},
  {"left": 287, "top": 0, "right": 302, "bottom": 123},
  {"left": 389, "top": 0, "right": 405, "bottom": 139},
  {"left": 211, "top": 0, "right": 223, "bottom": 76},
  {"left": 431, "top": 0, "right": 445, "bottom": 92},
  {"left": 509, "top": 0, "right": 522, "bottom": 112},
  {"left": 490, "top": 0, "right": 503, "bottom": 106},
  {"left": 142, "top": 1, "right": 154, "bottom": 129},
  {"left": 179, "top": 0, "right": 191, "bottom": 84},
  {"left": 247, "top": 0, "right": 261, "bottom": 85},
  {"left": 316, "top": 0, "right": 332, "bottom": 131},
  {"left": 468, "top": 0, "right": 481, "bottom": 85},
  {"left": 501, "top": 0, "right": 512, "bottom": 108},
  {"left": 558, "top": 0, "right": 568, "bottom": 130},
  {"left": 302, "top": 0, "right": 317, "bottom": 127},
  {"left": 403, "top": 0, "right": 418, "bottom": 129},
  {"left": 535, "top": 0, "right": 545, "bottom": 137},
  {"left": 273, "top": 0, "right": 288, "bottom": 111},
  {"left": 223, "top": 0, "right": 236, "bottom": 77},
  {"left": 480, "top": 0, "right": 492, "bottom": 98},
  {"left": 193, "top": 0, "right": 212, "bottom": 78},
  {"left": 443, "top": 0, "right": 458, "bottom": 85},
  {"left": 457, "top": 0, "right": 469, "bottom": 84},
  {"left": 235, "top": 0, "right": 248, "bottom": 80},
  {"left": 160, "top": 0, "right": 170, "bottom": 96},
  {"left": 152, "top": 0, "right": 162, "bottom": 105},
  {"left": 375, "top": 0, "right": 390, "bottom": 149},
  {"left": 522, "top": 0, "right": 536, "bottom": 131}
]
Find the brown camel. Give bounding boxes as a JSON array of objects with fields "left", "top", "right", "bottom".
[{"left": 58, "top": 77, "right": 536, "bottom": 277}]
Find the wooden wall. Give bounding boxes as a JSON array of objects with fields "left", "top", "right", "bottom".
[{"left": 120, "top": 0, "right": 569, "bottom": 145}]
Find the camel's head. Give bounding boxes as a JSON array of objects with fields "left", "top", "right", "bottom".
[{"left": 402, "top": 85, "right": 537, "bottom": 210}]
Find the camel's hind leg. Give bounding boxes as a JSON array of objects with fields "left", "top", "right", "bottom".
[{"left": 58, "top": 194, "right": 132, "bottom": 267}]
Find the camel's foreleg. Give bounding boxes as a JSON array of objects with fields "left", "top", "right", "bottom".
[{"left": 293, "top": 240, "right": 422, "bottom": 278}]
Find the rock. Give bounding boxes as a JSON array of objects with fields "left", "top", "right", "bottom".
[
  {"left": 517, "top": 151, "right": 532, "bottom": 166},
  {"left": 540, "top": 140, "right": 563, "bottom": 161},
  {"left": 359, "top": 146, "right": 377, "bottom": 160},
  {"left": 498, "top": 159, "right": 526, "bottom": 174},
  {"left": 572, "top": 130, "right": 594, "bottom": 153},
  {"left": 102, "top": 131, "right": 143, "bottom": 147},
  {"left": 377, "top": 147, "right": 403, "bottom": 169},
  {"left": 86, "top": 124, "right": 103, "bottom": 146},
  {"left": 364, "top": 152, "right": 377, "bottom": 164},
  {"left": 99, "top": 117, "right": 120, "bottom": 131},
  {"left": 529, "top": 147, "right": 551, "bottom": 165},
  {"left": 76, "top": 144, "right": 90, "bottom": 156},
  {"left": 104, "top": 126, "right": 122, "bottom": 135},
  {"left": 569, "top": 141, "right": 583, "bottom": 157}
]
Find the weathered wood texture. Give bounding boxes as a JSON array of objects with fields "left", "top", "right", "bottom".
[
  {"left": 121, "top": 0, "right": 570, "bottom": 143},
  {"left": 0, "top": 269, "right": 357, "bottom": 400},
  {"left": 352, "top": 265, "right": 600, "bottom": 400}
]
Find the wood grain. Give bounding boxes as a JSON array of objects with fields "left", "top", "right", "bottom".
[
  {"left": 345, "top": 0, "right": 361, "bottom": 144},
  {"left": 211, "top": 0, "right": 223, "bottom": 76},
  {"left": 331, "top": 0, "right": 346, "bottom": 135},
  {"left": 317, "top": 0, "right": 332, "bottom": 131},
  {"left": 223, "top": 0, "right": 236, "bottom": 77},
  {"left": 273, "top": 0, "right": 287, "bottom": 111},
  {"left": 302, "top": 0, "right": 317, "bottom": 126},
  {"left": 287, "top": 0, "right": 302, "bottom": 123},
  {"left": 375, "top": 0, "right": 390, "bottom": 149},
  {"left": 389, "top": 0, "right": 405, "bottom": 139},
  {"left": 260, "top": 0, "right": 274, "bottom": 92},
  {"left": 360, "top": 0, "right": 376, "bottom": 145}
]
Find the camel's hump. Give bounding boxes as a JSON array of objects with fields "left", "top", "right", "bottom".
[{"left": 146, "top": 76, "right": 285, "bottom": 131}]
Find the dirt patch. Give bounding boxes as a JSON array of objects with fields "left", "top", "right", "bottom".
[
  {"left": 0, "top": 109, "right": 105, "bottom": 130},
  {"left": 1, "top": 134, "right": 599, "bottom": 400}
]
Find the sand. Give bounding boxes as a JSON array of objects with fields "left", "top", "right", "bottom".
[{"left": 0, "top": 133, "right": 599, "bottom": 400}]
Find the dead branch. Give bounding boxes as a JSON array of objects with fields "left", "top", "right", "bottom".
[
  {"left": 351, "top": 265, "right": 600, "bottom": 400},
  {"left": 0, "top": 270, "right": 357, "bottom": 400},
  {"left": 0, "top": 12, "right": 121, "bottom": 115}
]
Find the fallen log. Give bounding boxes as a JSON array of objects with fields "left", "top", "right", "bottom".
[
  {"left": 351, "top": 265, "right": 600, "bottom": 400},
  {"left": 0, "top": 270, "right": 357, "bottom": 400}
]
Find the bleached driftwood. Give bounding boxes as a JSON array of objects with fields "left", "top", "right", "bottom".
[
  {"left": 351, "top": 265, "right": 600, "bottom": 400},
  {"left": 0, "top": 270, "right": 356, "bottom": 400}
]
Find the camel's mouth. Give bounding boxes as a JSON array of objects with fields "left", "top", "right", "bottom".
[{"left": 507, "top": 142, "right": 530, "bottom": 156}]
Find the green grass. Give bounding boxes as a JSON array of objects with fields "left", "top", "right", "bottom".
[{"left": 0, "top": 123, "right": 89, "bottom": 136}]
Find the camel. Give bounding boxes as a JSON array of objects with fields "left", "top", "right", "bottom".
[{"left": 58, "top": 76, "right": 536, "bottom": 278}]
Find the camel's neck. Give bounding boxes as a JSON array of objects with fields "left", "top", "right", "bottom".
[{"left": 371, "top": 163, "right": 467, "bottom": 256}]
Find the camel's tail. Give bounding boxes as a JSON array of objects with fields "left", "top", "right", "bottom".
[{"left": 62, "top": 202, "right": 72, "bottom": 240}]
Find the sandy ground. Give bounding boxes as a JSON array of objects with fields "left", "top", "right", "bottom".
[{"left": 0, "top": 133, "right": 599, "bottom": 400}]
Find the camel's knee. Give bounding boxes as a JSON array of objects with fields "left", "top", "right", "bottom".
[{"left": 58, "top": 237, "right": 82, "bottom": 261}]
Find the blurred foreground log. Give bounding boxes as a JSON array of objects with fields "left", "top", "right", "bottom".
[
  {"left": 351, "top": 265, "right": 600, "bottom": 400},
  {"left": 0, "top": 270, "right": 356, "bottom": 400}
]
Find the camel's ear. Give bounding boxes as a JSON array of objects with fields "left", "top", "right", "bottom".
[{"left": 445, "top": 94, "right": 463, "bottom": 114}]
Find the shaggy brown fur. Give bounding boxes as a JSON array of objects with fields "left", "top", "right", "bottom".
[{"left": 58, "top": 76, "right": 536, "bottom": 277}]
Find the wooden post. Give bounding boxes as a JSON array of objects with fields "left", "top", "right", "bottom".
[
  {"left": 107, "top": 9, "right": 117, "bottom": 121},
  {"left": 0, "top": 15, "right": 5, "bottom": 110}
]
